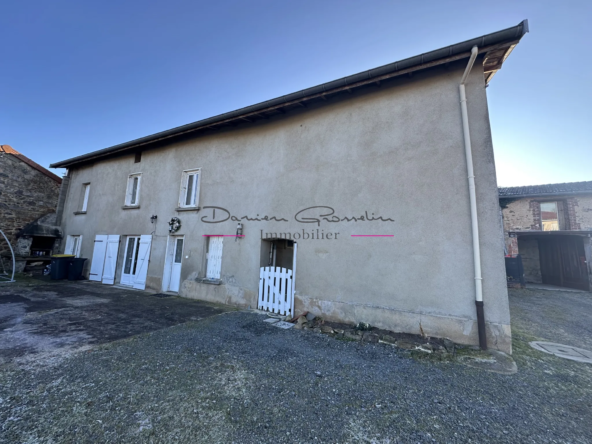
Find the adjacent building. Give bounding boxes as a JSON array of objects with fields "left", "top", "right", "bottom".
[
  {"left": 50, "top": 21, "right": 530, "bottom": 353},
  {"left": 0, "top": 145, "right": 62, "bottom": 272},
  {"left": 500, "top": 181, "right": 592, "bottom": 291}
]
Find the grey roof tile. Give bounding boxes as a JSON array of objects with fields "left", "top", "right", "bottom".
[{"left": 498, "top": 181, "right": 592, "bottom": 198}]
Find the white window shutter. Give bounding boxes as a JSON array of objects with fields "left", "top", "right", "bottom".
[
  {"left": 206, "top": 237, "right": 223, "bottom": 279},
  {"left": 133, "top": 235, "right": 152, "bottom": 290},
  {"left": 101, "top": 235, "right": 120, "bottom": 285},
  {"left": 89, "top": 235, "right": 108, "bottom": 281}
]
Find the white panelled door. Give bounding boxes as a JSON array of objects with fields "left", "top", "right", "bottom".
[
  {"left": 89, "top": 235, "right": 108, "bottom": 281},
  {"left": 167, "top": 237, "right": 184, "bottom": 292},
  {"left": 206, "top": 237, "right": 223, "bottom": 279},
  {"left": 133, "top": 235, "right": 152, "bottom": 290},
  {"left": 101, "top": 235, "right": 120, "bottom": 285}
]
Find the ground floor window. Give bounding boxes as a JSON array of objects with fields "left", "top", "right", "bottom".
[{"left": 65, "top": 235, "right": 82, "bottom": 257}]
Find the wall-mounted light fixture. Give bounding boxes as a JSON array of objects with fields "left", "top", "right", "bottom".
[
  {"left": 236, "top": 222, "right": 243, "bottom": 241},
  {"left": 150, "top": 215, "right": 158, "bottom": 224}
]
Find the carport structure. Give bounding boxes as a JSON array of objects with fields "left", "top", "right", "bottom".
[{"left": 509, "top": 230, "right": 592, "bottom": 291}]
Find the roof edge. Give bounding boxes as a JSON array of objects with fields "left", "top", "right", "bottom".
[
  {"left": 1, "top": 145, "right": 63, "bottom": 184},
  {"left": 51, "top": 20, "right": 529, "bottom": 169}
]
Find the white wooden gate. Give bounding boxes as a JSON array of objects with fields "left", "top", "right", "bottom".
[{"left": 258, "top": 266, "right": 294, "bottom": 316}]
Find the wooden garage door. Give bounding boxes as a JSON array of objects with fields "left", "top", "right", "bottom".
[{"left": 539, "top": 237, "right": 589, "bottom": 291}]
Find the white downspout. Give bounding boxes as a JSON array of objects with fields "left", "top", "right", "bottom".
[{"left": 459, "top": 46, "right": 487, "bottom": 350}]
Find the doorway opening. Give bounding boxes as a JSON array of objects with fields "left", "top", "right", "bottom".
[
  {"left": 258, "top": 238, "right": 297, "bottom": 316},
  {"left": 260, "top": 238, "right": 294, "bottom": 269}
]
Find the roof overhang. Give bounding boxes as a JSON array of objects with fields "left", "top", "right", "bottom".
[
  {"left": 51, "top": 20, "right": 528, "bottom": 169},
  {"left": 509, "top": 231, "right": 592, "bottom": 238},
  {"left": 500, "top": 191, "right": 592, "bottom": 200}
]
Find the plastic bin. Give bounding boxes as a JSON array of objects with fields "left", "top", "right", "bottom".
[
  {"left": 50, "top": 255, "right": 74, "bottom": 280},
  {"left": 67, "top": 258, "right": 87, "bottom": 281}
]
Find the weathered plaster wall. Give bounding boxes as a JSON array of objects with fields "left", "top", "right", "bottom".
[
  {"left": 574, "top": 195, "right": 592, "bottom": 230},
  {"left": 61, "top": 60, "right": 511, "bottom": 352},
  {"left": 517, "top": 238, "right": 542, "bottom": 283},
  {"left": 0, "top": 153, "right": 61, "bottom": 256}
]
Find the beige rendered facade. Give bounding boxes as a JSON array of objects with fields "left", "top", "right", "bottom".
[{"left": 52, "top": 22, "right": 530, "bottom": 353}]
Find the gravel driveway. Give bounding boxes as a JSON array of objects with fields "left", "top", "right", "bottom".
[{"left": 1, "top": 282, "right": 591, "bottom": 443}]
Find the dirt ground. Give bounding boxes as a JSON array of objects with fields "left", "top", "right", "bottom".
[{"left": 1, "top": 278, "right": 591, "bottom": 443}]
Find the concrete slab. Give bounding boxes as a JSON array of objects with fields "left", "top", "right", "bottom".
[
  {"left": 0, "top": 278, "right": 235, "bottom": 367},
  {"left": 525, "top": 283, "right": 586, "bottom": 293},
  {"left": 529, "top": 341, "right": 592, "bottom": 364}
]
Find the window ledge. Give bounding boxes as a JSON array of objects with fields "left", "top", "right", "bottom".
[
  {"left": 122, "top": 205, "right": 140, "bottom": 210},
  {"left": 73, "top": 211, "right": 87, "bottom": 215},
  {"left": 175, "top": 206, "right": 201, "bottom": 212},
  {"left": 195, "top": 277, "right": 221, "bottom": 285}
]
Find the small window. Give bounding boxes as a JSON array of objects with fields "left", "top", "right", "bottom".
[
  {"left": 125, "top": 173, "right": 142, "bottom": 206},
  {"left": 179, "top": 169, "right": 201, "bottom": 208},
  {"left": 134, "top": 152, "right": 142, "bottom": 163},
  {"left": 541, "top": 202, "right": 559, "bottom": 231},
  {"left": 174, "top": 238, "right": 184, "bottom": 263},
  {"left": 80, "top": 183, "right": 90, "bottom": 212},
  {"left": 65, "top": 235, "right": 82, "bottom": 257}
]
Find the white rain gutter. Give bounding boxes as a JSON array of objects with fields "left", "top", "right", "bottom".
[{"left": 459, "top": 46, "right": 487, "bottom": 350}]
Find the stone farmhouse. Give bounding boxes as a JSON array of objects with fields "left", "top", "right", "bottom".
[
  {"left": 0, "top": 145, "right": 62, "bottom": 273},
  {"left": 500, "top": 181, "right": 592, "bottom": 291},
  {"left": 50, "top": 21, "right": 530, "bottom": 353}
]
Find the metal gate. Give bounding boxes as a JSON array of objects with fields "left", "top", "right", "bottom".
[{"left": 258, "top": 266, "right": 294, "bottom": 316}]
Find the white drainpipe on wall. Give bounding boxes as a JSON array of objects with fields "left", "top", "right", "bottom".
[{"left": 459, "top": 46, "right": 487, "bottom": 350}]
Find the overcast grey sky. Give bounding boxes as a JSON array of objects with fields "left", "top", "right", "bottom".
[{"left": 2, "top": 0, "right": 590, "bottom": 186}]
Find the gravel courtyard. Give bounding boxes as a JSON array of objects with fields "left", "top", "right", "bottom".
[{"left": 1, "top": 281, "right": 591, "bottom": 443}]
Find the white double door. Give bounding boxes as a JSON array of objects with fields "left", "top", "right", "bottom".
[
  {"left": 89, "top": 234, "right": 152, "bottom": 290},
  {"left": 162, "top": 235, "right": 184, "bottom": 293}
]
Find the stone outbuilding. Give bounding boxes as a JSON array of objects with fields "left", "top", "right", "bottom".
[
  {"left": 50, "top": 21, "right": 530, "bottom": 353},
  {"left": 500, "top": 181, "right": 592, "bottom": 291},
  {"left": 0, "top": 145, "right": 63, "bottom": 272}
]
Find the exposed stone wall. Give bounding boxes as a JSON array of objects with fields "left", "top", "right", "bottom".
[
  {"left": 0, "top": 153, "right": 61, "bottom": 257},
  {"left": 573, "top": 195, "right": 592, "bottom": 230},
  {"left": 502, "top": 195, "right": 592, "bottom": 253},
  {"left": 502, "top": 199, "right": 536, "bottom": 233},
  {"left": 501, "top": 199, "right": 534, "bottom": 253}
]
